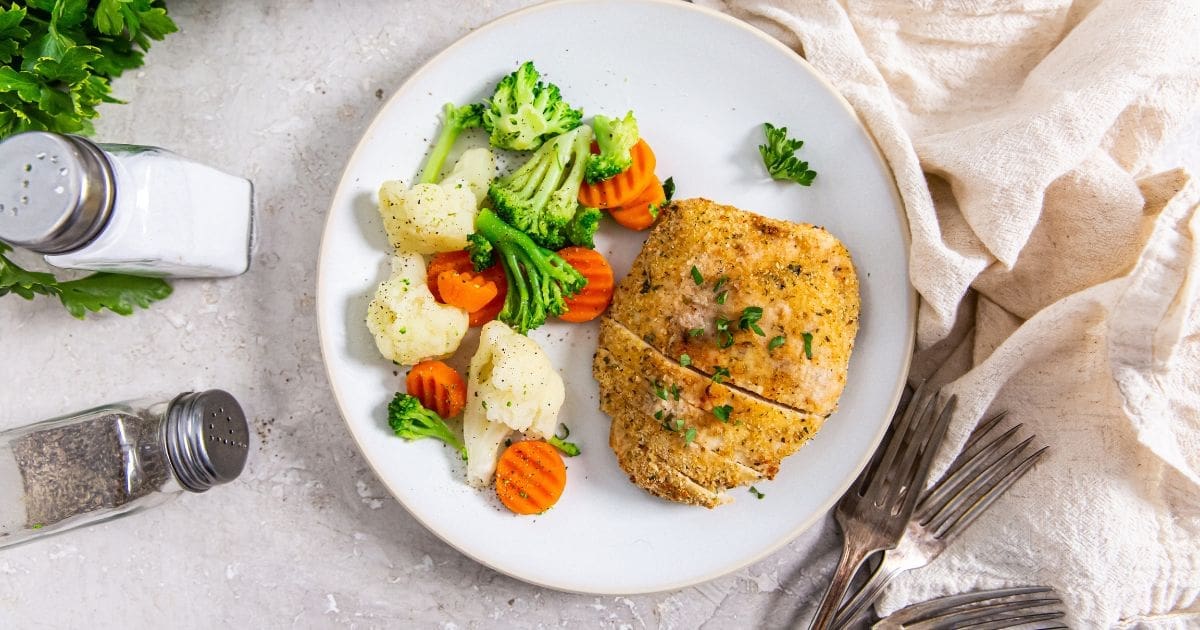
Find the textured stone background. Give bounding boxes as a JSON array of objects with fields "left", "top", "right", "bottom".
[{"left": 0, "top": 1, "right": 1195, "bottom": 628}]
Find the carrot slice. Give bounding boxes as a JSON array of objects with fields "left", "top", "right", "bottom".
[
  {"left": 405, "top": 360, "right": 467, "bottom": 419},
  {"left": 426, "top": 251, "right": 507, "bottom": 327},
  {"left": 495, "top": 441, "right": 567, "bottom": 515},
  {"left": 556, "top": 246, "right": 614, "bottom": 322},
  {"left": 609, "top": 178, "right": 666, "bottom": 231},
  {"left": 437, "top": 270, "right": 499, "bottom": 313},
  {"left": 577, "top": 138, "right": 657, "bottom": 209}
]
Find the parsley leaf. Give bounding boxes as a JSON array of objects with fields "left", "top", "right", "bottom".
[
  {"left": 712, "top": 405, "right": 732, "bottom": 422},
  {"left": 687, "top": 327, "right": 705, "bottom": 338},
  {"left": 690, "top": 265, "right": 703, "bottom": 285},
  {"left": 738, "top": 306, "right": 765, "bottom": 336},
  {"left": 802, "top": 331, "right": 814, "bottom": 359},
  {"left": 0, "top": 243, "right": 170, "bottom": 318},
  {"left": 749, "top": 486, "right": 765, "bottom": 499},
  {"left": 679, "top": 353, "right": 691, "bottom": 367},
  {"left": 662, "top": 176, "right": 675, "bottom": 201},
  {"left": 0, "top": 0, "right": 177, "bottom": 139},
  {"left": 548, "top": 435, "right": 580, "bottom": 457},
  {"left": 711, "top": 366, "right": 731, "bottom": 384},
  {"left": 769, "top": 334, "right": 786, "bottom": 351},
  {"left": 684, "top": 427, "right": 697, "bottom": 444},
  {"left": 758, "top": 122, "right": 817, "bottom": 186}
]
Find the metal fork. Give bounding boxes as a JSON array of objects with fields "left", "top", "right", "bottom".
[
  {"left": 832, "top": 413, "right": 1049, "bottom": 627},
  {"left": 808, "top": 383, "right": 957, "bottom": 630},
  {"left": 872, "top": 585, "right": 1067, "bottom": 629}
]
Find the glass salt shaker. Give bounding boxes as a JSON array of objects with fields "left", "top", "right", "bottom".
[
  {"left": 0, "top": 131, "right": 254, "bottom": 278},
  {"left": 0, "top": 390, "right": 249, "bottom": 549}
]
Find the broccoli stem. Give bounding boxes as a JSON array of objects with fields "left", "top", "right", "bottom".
[
  {"left": 417, "top": 102, "right": 482, "bottom": 185},
  {"left": 473, "top": 209, "right": 586, "bottom": 334}
]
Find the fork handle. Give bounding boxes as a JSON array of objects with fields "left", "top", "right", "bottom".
[
  {"left": 832, "top": 555, "right": 906, "bottom": 628},
  {"left": 809, "top": 537, "right": 876, "bottom": 630}
]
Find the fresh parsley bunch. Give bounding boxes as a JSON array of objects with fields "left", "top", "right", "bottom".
[
  {"left": 0, "top": 0, "right": 177, "bottom": 318},
  {"left": 0, "top": 0, "right": 177, "bottom": 137}
]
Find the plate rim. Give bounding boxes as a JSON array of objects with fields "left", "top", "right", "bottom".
[{"left": 316, "top": 0, "right": 915, "bottom": 595}]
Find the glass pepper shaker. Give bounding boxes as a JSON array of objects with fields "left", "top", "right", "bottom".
[
  {"left": 0, "top": 131, "right": 254, "bottom": 278},
  {"left": 0, "top": 390, "right": 249, "bottom": 549}
]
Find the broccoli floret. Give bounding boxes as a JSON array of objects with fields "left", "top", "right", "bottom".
[
  {"left": 487, "top": 125, "right": 594, "bottom": 250},
  {"left": 466, "top": 233, "right": 494, "bottom": 271},
  {"left": 467, "top": 208, "right": 587, "bottom": 334},
  {"left": 566, "top": 207, "right": 601, "bottom": 249},
  {"left": 417, "top": 102, "right": 484, "bottom": 184},
  {"left": 482, "top": 61, "right": 583, "bottom": 151},
  {"left": 387, "top": 393, "right": 467, "bottom": 460},
  {"left": 585, "top": 111, "right": 639, "bottom": 183}
]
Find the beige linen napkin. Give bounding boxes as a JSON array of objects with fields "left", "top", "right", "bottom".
[{"left": 698, "top": 0, "right": 1200, "bottom": 626}]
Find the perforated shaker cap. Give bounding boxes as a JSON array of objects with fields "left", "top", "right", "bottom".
[
  {"left": 164, "top": 390, "right": 250, "bottom": 493},
  {"left": 0, "top": 131, "right": 114, "bottom": 253}
]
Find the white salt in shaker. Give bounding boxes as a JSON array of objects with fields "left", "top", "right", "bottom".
[{"left": 0, "top": 131, "right": 253, "bottom": 278}]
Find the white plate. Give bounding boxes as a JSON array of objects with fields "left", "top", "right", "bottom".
[{"left": 317, "top": 0, "right": 913, "bottom": 594}]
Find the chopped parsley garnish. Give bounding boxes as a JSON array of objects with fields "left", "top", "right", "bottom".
[
  {"left": 654, "top": 410, "right": 664, "bottom": 420},
  {"left": 713, "top": 276, "right": 729, "bottom": 293},
  {"left": 648, "top": 203, "right": 661, "bottom": 219},
  {"left": 654, "top": 380, "right": 668, "bottom": 400},
  {"left": 715, "top": 291, "right": 728, "bottom": 305},
  {"left": 802, "top": 332, "right": 814, "bottom": 359},
  {"left": 769, "top": 334, "right": 786, "bottom": 351},
  {"left": 555, "top": 424, "right": 570, "bottom": 439},
  {"left": 669, "top": 384, "right": 681, "bottom": 401},
  {"left": 712, "top": 366, "right": 731, "bottom": 384},
  {"left": 715, "top": 316, "right": 734, "bottom": 348},
  {"left": 684, "top": 427, "right": 697, "bottom": 444},
  {"left": 758, "top": 122, "right": 817, "bottom": 186},
  {"left": 749, "top": 486, "right": 765, "bottom": 499},
  {"left": 680, "top": 353, "right": 692, "bottom": 367},
  {"left": 662, "top": 176, "right": 676, "bottom": 201},
  {"left": 688, "top": 327, "right": 705, "bottom": 338},
  {"left": 690, "top": 265, "right": 703, "bottom": 285},
  {"left": 738, "top": 306, "right": 765, "bottom": 336},
  {"left": 713, "top": 405, "right": 733, "bottom": 422}
]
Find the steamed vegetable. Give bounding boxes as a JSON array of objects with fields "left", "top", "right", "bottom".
[
  {"left": 387, "top": 392, "right": 467, "bottom": 459},
  {"left": 406, "top": 360, "right": 467, "bottom": 419},
  {"left": 584, "top": 111, "right": 639, "bottom": 183},
  {"left": 367, "top": 253, "right": 468, "bottom": 365},
  {"left": 495, "top": 441, "right": 567, "bottom": 515},
  {"left": 463, "top": 321, "right": 565, "bottom": 486},
  {"left": 578, "top": 138, "right": 657, "bottom": 209},
  {"left": 487, "top": 124, "right": 596, "bottom": 250},
  {"left": 610, "top": 177, "right": 665, "bottom": 231},
  {"left": 481, "top": 61, "right": 582, "bottom": 151},
  {"left": 556, "top": 246, "right": 614, "bottom": 323},
  {"left": 426, "top": 250, "right": 506, "bottom": 326},
  {"left": 467, "top": 209, "right": 586, "bottom": 334},
  {"left": 379, "top": 147, "right": 494, "bottom": 255}
]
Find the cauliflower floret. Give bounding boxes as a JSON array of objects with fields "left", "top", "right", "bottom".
[
  {"left": 463, "top": 321, "right": 565, "bottom": 486},
  {"left": 367, "top": 253, "right": 468, "bottom": 365},
  {"left": 378, "top": 148, "right": 494, "bottom": 254}
]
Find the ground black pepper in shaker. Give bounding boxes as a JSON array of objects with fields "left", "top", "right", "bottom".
[{"left": 0, "top": 390, "right": 249, "bottom": 549}]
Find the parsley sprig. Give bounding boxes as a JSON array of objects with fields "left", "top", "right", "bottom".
[
  {"left": 0, "top": 241, "right": 170, "bottom": 318},
  {"left": 0, "top": 1, "right": 178, "bottom": 138},
  {"left": 758, "top": 122, "right": 817, "bottom": 186}
]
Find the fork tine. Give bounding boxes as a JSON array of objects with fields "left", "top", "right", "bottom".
[
  {"left": 954, "top": 611, "right": 1067, "bottom": 630},
  {"left": 917, "top": 423, "right": 1024, "bottom": 521},
  {"left": 924, "top": 595, "right": 1062, "bottom": 625},
  {"left": 886, "top": 395, "right": 956, "bottom": 517},
  {"left": 852, "top": 381, "right": 928, "bottom": 497},
  {"left": 864, "top": 385, "right": 933, "bottom": 500},
  {"left": 934, "top": 445, "right": 1047, "bottom": 538},
  {"left": 924, "top": 435, "right": 1036, "bottom": 535},
  {"left": 955, "top": 411, "right": 1009, "bottom": 464},
  {"left": 886, "top": 586, "right": 1055, "bottom": 625}
]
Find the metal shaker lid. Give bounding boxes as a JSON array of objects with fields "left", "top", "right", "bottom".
[
  {"left": 164, "top": 390, "right": 250, "bottom": 493},
  {"left": 0, "top": 131, "right": 114, "bottom": 254}
]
